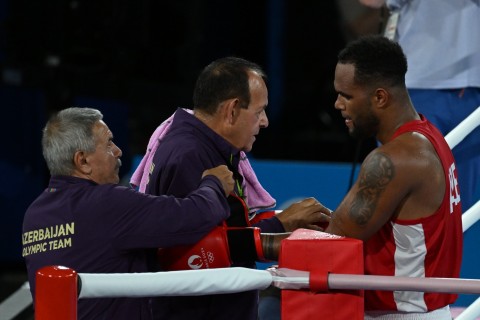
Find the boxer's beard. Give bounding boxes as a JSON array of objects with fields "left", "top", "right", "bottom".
[{"left": 350, "top": 112, "right": 379, "bottom": 140}]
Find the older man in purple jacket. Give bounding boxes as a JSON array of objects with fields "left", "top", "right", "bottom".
[{"left": 22, "top": 107, "right": 234, "bottom": 320}]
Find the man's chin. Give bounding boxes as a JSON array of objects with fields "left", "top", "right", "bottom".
[
  {"left": 112, "top": 174, "right": 120, "bottom": 184},
  {"left": 243, "top": 145, "right": 253, "bottom": 153}
]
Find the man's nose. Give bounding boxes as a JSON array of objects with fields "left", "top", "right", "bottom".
[
  {"left": 260, "top": 111, "right": 269, "bottom": 128},
  {"left": 114, "top": 143, "right": 123, "bottom": 157}
]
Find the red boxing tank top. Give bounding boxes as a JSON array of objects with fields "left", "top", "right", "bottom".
[{"left": 364, "top": 115, "right": 463, "bottom": 312}]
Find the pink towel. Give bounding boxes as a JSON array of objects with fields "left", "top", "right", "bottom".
[{"left": 130, "top": 109, "right": 276, "bottom": 213}]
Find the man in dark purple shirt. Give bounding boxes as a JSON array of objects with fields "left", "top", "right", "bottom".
[
  {"left": 143, "top": 57, "right": 331, "bottom": 319},
  {"left": 22, "top": 107, "right": 234, "bottom": 320}
]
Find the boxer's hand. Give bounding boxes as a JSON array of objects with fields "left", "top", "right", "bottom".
[
  {"left": 202, "top": 165, "right": 234, "bottom": 196},
  {"left": 276, "top": 197, "right": 332, "bottom": 232}
]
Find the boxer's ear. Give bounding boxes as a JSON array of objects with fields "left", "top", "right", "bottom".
[{"left": 373, "top": 88, "right": 389, "bottom": 109}]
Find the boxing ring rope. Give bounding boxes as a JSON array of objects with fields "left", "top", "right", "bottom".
[
  {"left": 444, "top": 106, "right": 480, "bottom": 150},
  {"left": 444, "top": 106, "right": 480, "bottom": 234},
  {"left": 444, "top": 106, "right": 480, "bottom": 319},
  {"left": 462, "top": 200, "right": 480, "bottom": 233},
  {"left": 35, "top": 265, "right": 480, "bottom": 320},
  {"left": 78, "top": 267, "right": 272, "bottom": 298}
]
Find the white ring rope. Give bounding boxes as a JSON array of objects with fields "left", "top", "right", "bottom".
[
  {"left": 444, "top": 106, "right": 480, "bottom": 149},
  {"left": 0, "top": 282, "right": 31, "bottom": 320},
  {"left": 455, "top": 297, "right": 480, "bottom": 320},
  {"left": 448, "top": 107, "right": 480, "bottom": 319},
  {"left": 462, "top": 200, "right": 480, "bottom": 233},
  {"left": 76, "top": 267, "right": 480, "bottom": 299},
  {"left": 78, "top": 267, "right": 272, "bottom": 299}
]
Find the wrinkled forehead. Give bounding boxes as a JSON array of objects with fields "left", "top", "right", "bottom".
[{"left": 92, "top": 120, "right": 113, "bottom": 140}]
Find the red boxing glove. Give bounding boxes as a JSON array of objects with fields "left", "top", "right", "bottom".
[
  {"left": 226, "top": 227, "right": 268, "bottom": 263},
  {"left": 158, "top": 225, "right": 269, "bottom": 271},
  {"left": 158, "top": 226, "right": 232, "bottom": 271}
]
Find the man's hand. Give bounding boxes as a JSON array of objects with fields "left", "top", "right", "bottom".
[
  {"left": 276, "top": 197, "right": 332, "bottom": 232},
  {"left": 202, "top": 165, "right": 235, "bottom": 196}
]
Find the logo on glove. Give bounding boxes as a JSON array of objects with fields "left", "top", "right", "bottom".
[
  {"left": 206, "top": 251, "right": 215, "bottom": 263},
  {"left": 187, "top": 255, "right": 203, "bottom": 269},
  {"left": 187, "top": 247, "right": 215, "bottom": 269}
]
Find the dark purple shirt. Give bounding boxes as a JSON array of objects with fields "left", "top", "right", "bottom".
[
  {"left": 145, "top": 108, "right": 284, "bottom": 320},
  {"left": 22, "top": 175, "right": 229, "bottom": 320}
]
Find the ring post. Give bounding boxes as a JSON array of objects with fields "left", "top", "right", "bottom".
[
  {"left": 279, "top": 229, "right": 364, "bottom": 320},
  {"left": 36, "top": 265, "right": 77, "bottom": 320}
]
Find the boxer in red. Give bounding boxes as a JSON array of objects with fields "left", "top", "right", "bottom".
[{"left": 326, "top": 35, "right": 463, "bottom": 319}]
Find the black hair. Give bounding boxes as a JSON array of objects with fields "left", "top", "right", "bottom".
[
  {"left": 338, "top": 35, "right": 407, "bottom": 88},
  {"left": 193, "top": 56, "right": 267, "bottom": 114}
]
